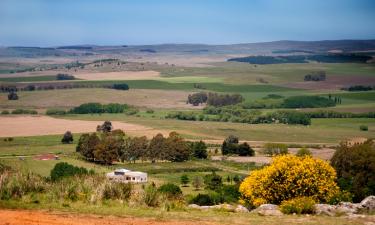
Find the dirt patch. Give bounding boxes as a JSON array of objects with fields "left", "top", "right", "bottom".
[
  {"left": 281, "top": 75, "right": 375, "bottom": 90},
  {"left": 0, "top": 209, "right": 215, "bottom": 225},
  {"left": 73, "top": 70, "right": 160, "bottom": 80},
  {"left": 0, "top": 115, "right": 168, "bottom": 138}
]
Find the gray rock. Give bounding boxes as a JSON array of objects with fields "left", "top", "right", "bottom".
[
  {"left": 235, "top": 205, "right": 249, "bottom": 213},
  {"left": 336, "top": 202, "right": 361, "bottom": 215},
  {"left": 252, "top": 204, "right": 283, "bottom": 216},
  {"left": 188, "top": 204, "right": 201, "bottom": 209},
  {"left": 359, "top": 196, "right": 375, "bottom": 212},
  {"left": 314, "top": 204, "right": 337, "bottom": 216}
]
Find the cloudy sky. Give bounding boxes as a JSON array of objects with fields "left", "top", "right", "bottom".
[{"left": 0, "top": 0, "right": 374, "bottom": 46}]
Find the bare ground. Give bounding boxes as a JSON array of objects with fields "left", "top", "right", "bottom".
[
  {"left": 0, "top": 115, "right": 168, "bottom": 138},
  {"left": 0, "top": 209, "right": 215, "bottom": 225}
]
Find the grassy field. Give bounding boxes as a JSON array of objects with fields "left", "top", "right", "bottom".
[{"left": 0, "top": 75, "right": 57, "bottom": 82}]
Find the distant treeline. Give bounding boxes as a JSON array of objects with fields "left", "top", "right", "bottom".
[
  {"left": 228, "top": 53, "right": 372, "bottom": 64},
  {"left": 46, "top": 103, "right": 138, "bottom": 115},
  {"left": 187, "top": 92, "right": 243, "bottom": 107},
  {"left": 0, "top": 82, "right": 129, "bottom": 93},
  {"left": 341, "top": 85, "right": 375, "bottom": 92},
  {"left": 304, "top": 71, "right": 326, "bottom": 81},
  {"left": 272, "top": 50, "right": 314, "bottom": 54}
]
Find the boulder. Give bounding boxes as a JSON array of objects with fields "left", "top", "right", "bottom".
[
  {"left": 235, "top": 205, "right": 249, "bottom": 213},
  {"left": 359, "top": 196, "right": 375, "bottom": 212},
  {"left": 314, "top": 204, "right": 337, "bottom": 216},
  {"left": 252, "top": 204, "right": 283, "bottom": 216},
  {"left": 336, "top": 202, "right": 360, "bottom": 215},
  {"left": 188, "top": 204, "right": 202, "bottom": 209}
]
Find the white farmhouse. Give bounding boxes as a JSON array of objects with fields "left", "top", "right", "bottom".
[{"left": 106, "top": 168, "right": 148, "bottom": 183}]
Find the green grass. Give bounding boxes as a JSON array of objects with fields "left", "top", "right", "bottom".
[{"left": 0, "top": 75, "right": 57, "bottom": 82}]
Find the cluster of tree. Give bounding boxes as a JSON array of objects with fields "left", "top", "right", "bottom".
[
  {"left": 207, "top": 93, "right": 244, "bottom": 107},
  {"left": 7, "top": 91, "right": 18, "bottom": 100},
  {"left": 228, "top": 54, "right": 372, "bottom": 64},
  {"left": 221, "top": 135, "right": 255, "bottom": 156},
  {"left": 69, "top": 103, "right": 129, "bottom": 114},
  {"left": 263, "top": 143, "right": 289, "bottom": 156},
  {"left": 328, "top": 94, "right": 342, "bottom": 104},
  {"left": 187, "top": 92, "right": 208, "bottom": 106},
  {"left": 6, "top": 109, "right": 38, "bottom": 115},
  {"left": 282, "top": 95, "right": 336, "bottom": 108},
  {"left": 76, "top": 125, "right": 204, "bottom": 164},
  {"left": 304, "top": 71, "right": 326, "bottom": 81},
  {"left": 0, "top": 82, "right": 130, "bottom": 93},
  {"left": 305, "top": 110, "right": 375, "bottom": 119},
  {"left": 331, "top": 139, "right": 375, "bottom": 202},
  {"left": 167, "top": 107, "right": 311, "bottom": 125},
  {"left": 342, "top": 85, "right": 375, "bottom": 92},
  {"left": 56, "top": 73, "right": 75, "bottom": 80},
  {"left": 50, "top": 162, "right": 93, "bottom": 181}
]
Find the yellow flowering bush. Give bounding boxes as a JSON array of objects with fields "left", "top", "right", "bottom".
[{"left": 239, "top": 154, "right": 339, "bottom": 207}]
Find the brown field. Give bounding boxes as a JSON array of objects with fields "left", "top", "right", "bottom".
[
  {"left": 0, "top": 89, "right": 197, "bottom": 109},
  {"left": 0, "top": 209, "right": 214, "bottom": 225},
  {"left": 72, "top": 70, "right": 160, "bottom": 80},
  {"left": 0, "top": 115, "right": 167, "bottom": 138}
]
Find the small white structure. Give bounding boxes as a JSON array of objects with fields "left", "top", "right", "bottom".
[{"left": 106, "top": 168, "right": 147, "bottom": 183}]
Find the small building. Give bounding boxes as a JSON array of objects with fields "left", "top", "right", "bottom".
[{"left": 106, "top": 168, "right": 148, "bottom": 183}]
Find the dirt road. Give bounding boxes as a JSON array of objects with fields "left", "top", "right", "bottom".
[{"left": 0, "top": 209, "right": 215, "bottom": 225}]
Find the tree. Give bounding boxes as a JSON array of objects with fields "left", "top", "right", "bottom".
[
  {"left": 93, "top": 133, "right": 123, "bottom": 164},
  {"left": 50, "top": 162, "right": 90, "bottom": 181},
  {"left": 221, "top": 135, "right": 239, "bottom": 155},
  {"left": 263, "top": 143, "right": 288, "bottom": 156},
  {"left": 164, "top": 132, "right": 191, "bottom": 162},
  {"left": 147, "top": 133, "right": 165, "bottom": 163},
  {"left": 61, "top": 131, "right": 73, "bottom": 144},
  {"left": 191, "top": 140, "right": 208, "bottom": 159},
  {"left": 97, "top": 121, "right": 112, "bottom": 132},
  {"left": 204, "top": 171, "right": 223, "bottom": 191},
  {"left": 7, "top": 91, "right": 18, "bottom": 100},
  {"left": 180, "top": 174, "right": 190, "bottom": 187},
  {"left": 122, "top": 136, "right": 148, "bottom": 163},
  {"left": 192, "top": 176, "right": 204, "bottom": 190},
  {"left": 238, "top": 142, "right": 255, "bottom": 156},
  {"left": 331, "top": 140, "right": 375, "bottom": 202},
  {"left": 76, "top": 133, "right": 100, "bottom": 161}
]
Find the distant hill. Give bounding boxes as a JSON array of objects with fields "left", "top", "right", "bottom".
[{"left": 1, "top": 40, "right": 375, "bottom": 57}]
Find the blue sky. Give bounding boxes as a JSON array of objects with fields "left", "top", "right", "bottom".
[{"left": 0, "top": 0, "right": 375, "bottom": 46}]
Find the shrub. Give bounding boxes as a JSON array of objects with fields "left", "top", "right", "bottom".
[
  {"left": 1, "top": 110, "right": 9, "bottom": 115},
  {"left": 188, "top": 192, "right": 223, "bottom": 206},
  {"left": 280, "top": 197, "right": 316, "bottom": 214},
  {"left": 112, "top": 83, "right": 129, "bottom": 90},
  {"left": 192, "top": 176, "right": 204, "bottom": 190},
  {"left": 204, "top": 172, "right": 223, "bottom": 191},
  {"left": 143, "top": 184, "right": 159, "bottom": 207},
  {"left": 158, "top": 183, "right": 182, "bottom": 199},
  {"left": 11, "top": 109, "right": 37, "bottom": 114},
  {"left": 7, "top": 91, "right": 18, "bottom": 100},
  {"left": 220, "top": 184, "right": 241, "bottom": 203},
  {"left": 263, "top": 143, "right": 288, "bottom": 156},
  {"left": 282, "top": 96, "right": 335, "bottom": 108},
  {"left": 146, "top": 109, "right": 154, "bottom": 114},
  {"left": 239, "top": 155, "right": 339, "bottom": 208},
  {"left": 191, "top": 140, "right": 208, "bottom": 159},
  {"left": 50, "top": 162, "right": 91, "bottom": 181},
  {"left": 331, "top": 140, "right": 375, "bottom": 202},
  {"left": 360, "top": 125, "right": 368, "bottom": 131},
  {"left": 61, "top": 131, "right": 73, "bottom": 144},
  {"left": 56, "top": 73, "right": 75, "bottom": 80},
  {"left": 180, "top": 174, "right": 190, "bottom": 187},
  {"left": 102, "top": 182, "right": 132, "bottom": 200},
  {"left": 296, "top": 147, "right": 312, "bottom": 157}
]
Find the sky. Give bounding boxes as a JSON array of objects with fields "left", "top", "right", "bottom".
[{"left": 0, "top": 0, "right": 375, "bottom": 46}]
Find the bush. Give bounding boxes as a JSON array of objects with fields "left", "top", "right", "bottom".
[
  {"left": 280, "top": 197, "right": 316, "bottom": 214},
  {"left": 112, "top": 83, "right": 129, "bottom": 90},
  {"left": 360, "top": 125, "right": 368, "bottom": 131},
  {"left": 239, "top": 155, "right": 339, "bottom": 208},
  {"left": 204, "top": 172, "right": 223, "bottom": 191},
  {"left": 11, "top": 109, "right": 37, "bottom": 114},
  {"left": 7, "top": 91, "right": 18, "bottom": 100},
  {"left": 158, "top": 183, "right": 182, "bottom": 199},
  {"left": 143, "top": 184, "right": 159, "bottom": 207},
  {"left": 263, "top": 143, "right": 288, "bottom": 156},
  {"left": 331, "top": 140, "right": 375, "bottom": 202},
  {"left": 191, "top": 140, "right": 208, "bottom": 159},
  {"left": 56, "top": 73, "right": 75, "bottom": 80},
  {"left": 296, "top": 147, "right": 312, "bottom": 157},
  {"left": 50, "top": 162, "right": 91, "bottom": 181},
  {"left": 1, "top": 110, "right": 10, "bottom": 115},
  {"left": 61, "top": 131, "right": 73, "bottom": 144},
  {"left": 188, "top": 192, "right": 223, "bottom": 206},
  {"left": 102, "top": 182, "right": 132, "bottom": 200}
]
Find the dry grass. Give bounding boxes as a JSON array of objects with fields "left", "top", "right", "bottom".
[{"left": 0, "top": 115, "right": 168, "bottom": 138}]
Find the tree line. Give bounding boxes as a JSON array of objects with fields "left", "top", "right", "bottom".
[
  {"left": 187, "top": 92, "right": 243, "bottom": 107},
  {"left": 76, "top": 121, "right": 208, "bottom": 164}
]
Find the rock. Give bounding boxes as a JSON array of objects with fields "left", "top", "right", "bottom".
[
  {"left": 188, "top": 204, "right": 201, "bottom": 209},
  {"left": 359, "top": 196, "right": 375, "bottom": 212},
  {"left": 336, "top": 202, "right": 360, "bottom": 215},
  {"left": 314, "top": 204, "right": 337, "bottom": 216},
  {"left": 252, "top": 204, "right": 283, "bottom": 216},
  {"left": 235, "top": 205, "right": 249, "bottom": 213}
]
